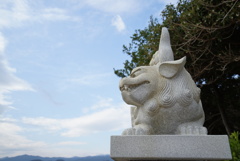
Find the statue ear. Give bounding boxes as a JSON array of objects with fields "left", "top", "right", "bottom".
[{"left": 159, "top": 56, "right": 186, "bottom": 78}]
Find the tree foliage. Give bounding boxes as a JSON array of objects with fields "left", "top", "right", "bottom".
[
  {"left": 114, "top": 0, "right": 240, "bottom": 135},
  {"left": 227, "top": 131, "right": 240, "bottom": 161}
]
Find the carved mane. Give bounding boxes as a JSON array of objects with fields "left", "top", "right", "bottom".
[{"left": 150, "top": 27, "right": 200, "bottom": 108}]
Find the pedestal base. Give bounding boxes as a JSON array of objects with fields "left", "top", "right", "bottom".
[{"left": 110, "top": 135, "right": 232, "bottom": 161}]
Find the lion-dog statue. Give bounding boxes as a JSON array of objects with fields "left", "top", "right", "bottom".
[{"left": 119, "top": 27, "right": 207, "bottom": 135}]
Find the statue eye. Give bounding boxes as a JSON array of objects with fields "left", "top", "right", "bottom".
[
  {"left": 130, "top": 73, "right": 136, "bottom": 78},
  {"left": 130, "top": 68, "right": 141, "bottom": 78}
]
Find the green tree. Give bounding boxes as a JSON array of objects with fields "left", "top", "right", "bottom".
[
  {"left": 114, "top": 0, "right": 240, "bottom": 135},
  {"left": 227, "top": 132, "right": 240, "bottom": 161}
]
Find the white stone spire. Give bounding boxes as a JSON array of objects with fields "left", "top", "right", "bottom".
[{"left": 158, "top": 27, "right": 174, "bottom": 63}]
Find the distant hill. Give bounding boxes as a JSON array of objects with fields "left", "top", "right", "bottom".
[{"left": 0, "top": 154, "right": 113, "bottom": 161}]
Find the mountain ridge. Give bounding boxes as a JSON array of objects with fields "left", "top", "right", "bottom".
[{"left": 0, "top": 154, "right": 113, "bottom": 161}]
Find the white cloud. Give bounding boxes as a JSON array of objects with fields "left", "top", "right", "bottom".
[
  {"left": 82, "top": 0, "right": 178, "bottom": 15},
  {"left": 57, "top": 141, "right": 86, "bottom": 146},
  {"left": 83, "top": 0, "right": 142, "bottom": 14},
  {"left": 66, "top": 73, "right": 112, "bottom": 86},
  {"left": 0, "top": 33, "right": 32, "bottom": 114},
  {"left": 82, "top": 97, "right": 113, "bottom": 113},
  {"left": 111, "top": 15, "right": 126, "bottom": 32},
  {"left": 0, "top": 0, "right": 30, "bottom": 28},
  {"left": 40, "top": 7, "right": 80, "bottom": 21},
  {"left": 0, "top": 0, "right": 80, "bottom": 29},
  {"left": 0, "top": 117, "right": 92, "bottom": 157},
  {"left": 0, "top": 32, "right": 7, "bottom": 52},
  {"left": 0, "top": 121, "right": 46, "bottom": 157},
  {"left": 22, "top": 101, "right": 131, "bottom": 137},
  {"left": 89, "top": 97, "right": 113, "bottom": 110},
  {"left": 0, "top": 34, "right": 34, "bottom": 154},
  {"left": 0, "top": 117, "right": 90, "bottom": 158}
]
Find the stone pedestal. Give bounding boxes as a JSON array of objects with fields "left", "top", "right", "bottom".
[{"left": 110, "top": 135, "right": 232, "bottom": 161}]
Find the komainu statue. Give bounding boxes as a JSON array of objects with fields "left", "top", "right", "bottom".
[{"left": 119, "top": 27, "right": 207, "bottom": 135}]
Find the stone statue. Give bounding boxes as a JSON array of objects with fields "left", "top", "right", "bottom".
[{"left": 119, "top": 27, "right": 207, "bottom": 135}]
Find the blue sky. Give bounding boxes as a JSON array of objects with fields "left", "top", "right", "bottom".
[{"left": 0, "top": 0, "right": 177, "bottom": 158}]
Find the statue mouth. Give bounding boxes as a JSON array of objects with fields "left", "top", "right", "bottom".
[{"left": 120, "top": 81, "right": 150, "bottom": 92}]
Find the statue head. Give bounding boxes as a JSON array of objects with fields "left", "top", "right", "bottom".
[{"left": 119, "top": 27, "right": 200, "bottom": 108}]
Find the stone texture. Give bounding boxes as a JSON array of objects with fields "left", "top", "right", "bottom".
[
  {"left": 119, "top": 27, "right": 207, "bottom": 135},
  {"left": 110, "top": 135, "right": 232, "bottom": 161}
]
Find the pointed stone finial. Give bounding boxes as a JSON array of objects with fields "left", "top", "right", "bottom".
[
  {"left": 149, "top": 27, "right": 174, "bottom": 66},
  {"left": 158, "top": 27, "right": 174, "bottom": 63}
]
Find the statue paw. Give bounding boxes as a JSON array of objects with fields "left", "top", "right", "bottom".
[
  {"left": 122, "top": 128, "right": 135, "bottom": 135},
  {"left": 122, "top": 126, "right": 153, "bottom": 135},
  {"left": 135, "top": 127, "right": 148, "bottom": 135},
  {"left": 177, "top": 125, "right": 207, "bottom": 135}
]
